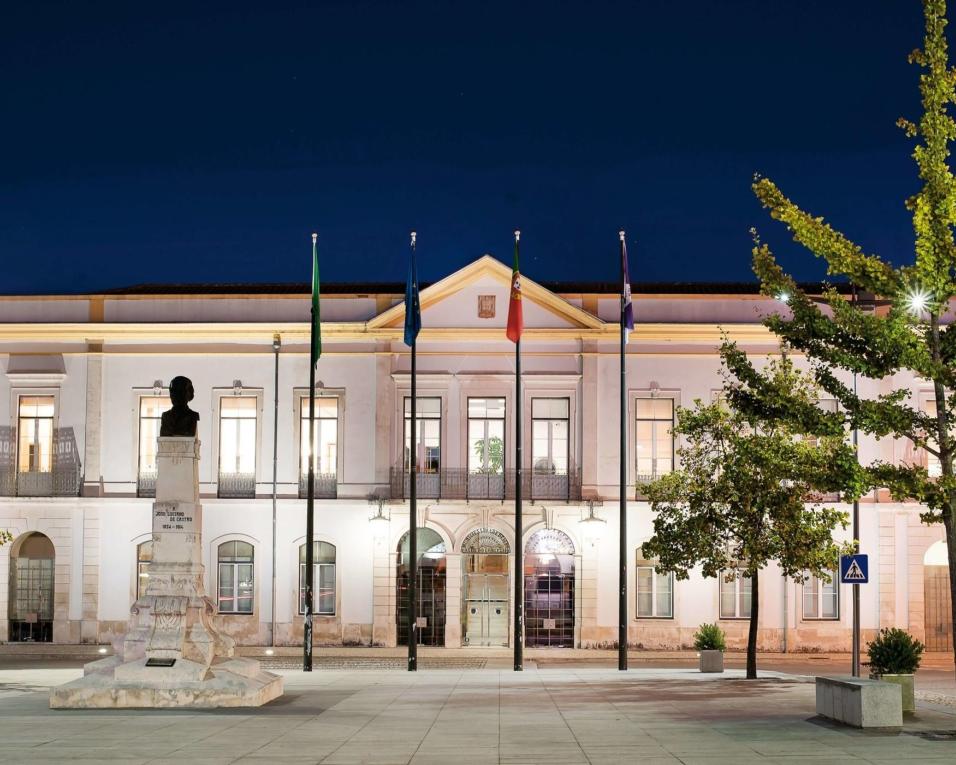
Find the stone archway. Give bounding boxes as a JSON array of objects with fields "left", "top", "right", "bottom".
[
  {"left": 8, "top": 532, "right": 54, "bottom": 642},
  {"left": 524, "top": 528, "right": 576, "bottom": 647},
  {"left": 461, "top": 528, "right": 510, "bottom": 646},
  {"left": 924, "top": 540, "right": 953, "bottom": 652},
  {"left": 396, "top": 528, "right": 447, "bottom": 646}
]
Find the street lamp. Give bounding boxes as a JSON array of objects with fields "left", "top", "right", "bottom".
[
  {"left": 368, "top": 498, "right": 390, "bottom": 538},
  {"left": 579, "top": 500, "right": 607, "bottom": 543},
  {"left": 905, "top": 287, "right": 931, "bottom": 316}
]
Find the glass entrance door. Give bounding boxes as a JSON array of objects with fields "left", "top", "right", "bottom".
[
  {"left": 463, "top": 554, "right": 509, "bottom": 646},
  {"left": 524, "top": 529, "right": 576, "bottom": 648},
  {"left": 396, "top": 528, "right": 447, "bottom": 646}
]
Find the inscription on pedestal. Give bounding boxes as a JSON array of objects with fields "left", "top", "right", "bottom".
[{"left": 153, "top": 502, "right": 197, "bottom": 533}]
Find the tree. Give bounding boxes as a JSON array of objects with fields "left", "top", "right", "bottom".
[
  {"left": 750, "top": 0, "right": 956, "bottom": 672},
  {"left": 641, "top": 343, "right": 858, "bottom": 679}
]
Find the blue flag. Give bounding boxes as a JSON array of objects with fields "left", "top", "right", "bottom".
[
  {"left": 621, "top": 234, "right": 634, "bottom": 343},
  {"left": 404, "top": 232, "right": 421, "bottom": 347}
]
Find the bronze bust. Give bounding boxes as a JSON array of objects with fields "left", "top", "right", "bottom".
[{"left": 160, "top": 376, "right": 200, "bottom": 437}]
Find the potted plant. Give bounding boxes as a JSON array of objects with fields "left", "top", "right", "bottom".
[
  {"left": 694, "top": 623, "right": 726, "bottom": 673},
  {"left": 865, "top": 628, "right": 924, "bottom": 713}
]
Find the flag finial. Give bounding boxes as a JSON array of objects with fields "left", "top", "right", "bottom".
[
  {"left": 410, "top": 231, "right": 417, "bottom": 247},
  {"left": 514, "top": 229, "right": 521, "bottom": 242},
  {"left": 312, "top": 232, "right": 317, "bottom": 244},
  {"left": 619, "top": 230, "right": 625, "bottom": 241}
]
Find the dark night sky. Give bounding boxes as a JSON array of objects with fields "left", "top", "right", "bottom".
[{"left": 0, "top": 1, "right": 931, "bottom": 293}]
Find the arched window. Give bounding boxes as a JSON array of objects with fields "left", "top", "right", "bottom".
[
  {"left": 635, "top": 556, "right": 673, "bottom": 618},
  {"left": 218, "top": 540, "right": 254, "bottom": 614},
  {"left": 299, "top": 541, "right": 336, "bottom": 615},
  {"left": 136, "top": 540, "right": 153, "bottom": 600}
]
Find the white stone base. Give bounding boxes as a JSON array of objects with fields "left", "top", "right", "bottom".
[{"left": 49, "top": 655, "right": 283, "bottom": 709}]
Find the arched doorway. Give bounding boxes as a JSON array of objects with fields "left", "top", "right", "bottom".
[
  {"left": 461, "top": 528, "right": 510, "bottom": 646},
  {"left": 924, "top": 541, "right": 953, "bottom": 652},
  {"left": 9, "top": 532, "right": 54, "bottom": 642},
  {"left": 396, "top": 528, "right": 446, "bottom": 646},
  {"left": 524, "top": 528, "right": 575, "bottom": 647}
]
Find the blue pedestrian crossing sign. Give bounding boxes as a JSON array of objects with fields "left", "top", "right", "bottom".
[{"left": 840, "top": 554, "right": 869, "bottom": 584}]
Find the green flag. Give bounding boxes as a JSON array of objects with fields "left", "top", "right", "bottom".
[{"left": 311, "top": 233, "right": 321, "bottom": 367}]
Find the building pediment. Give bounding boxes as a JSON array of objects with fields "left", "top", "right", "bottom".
[{"left": 367, "top": 255, "right": 604, "bottom": 332}]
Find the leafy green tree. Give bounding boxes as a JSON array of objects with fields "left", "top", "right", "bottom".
[
  {"left": 642, "top": 343, "right": 857, "bottom": 678},
  {"left": 750, "top": 0, "right": 956, "bottom": 671}
]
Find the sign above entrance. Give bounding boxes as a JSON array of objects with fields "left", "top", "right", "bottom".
[{"left": 840, "top": 554, "right": 869, "bottom": 584}]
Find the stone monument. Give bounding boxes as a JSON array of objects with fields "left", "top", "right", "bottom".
[{"left": 50, "top": 377, "right": 283, "bottom": 708}]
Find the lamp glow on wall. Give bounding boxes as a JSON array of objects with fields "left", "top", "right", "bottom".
[
  {"left": 578, "top": 500, "right": 607, "bottom": 544},
  {"left": 368, "top": 498, "right": 390, "bottom": 538}
]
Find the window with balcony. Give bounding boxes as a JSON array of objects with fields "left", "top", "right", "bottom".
[
  {"left": 299, "top": 541, "right": 336, "bottom": 615},
  {"left": 404, "top": 397, "right": 441, "bottom": 472},
  {"left": 802, "top": 571, "right": 839, "bottom": 620},
  {"left": 137, "top": 396, "right": 166, "bottom": 497},
  {"left": 719, "top": 572, "right": 752, "bottom": 619},
  {"left": 218, "top": 540, "right": 254, "bottom": 614},
  {"left": 467, "top": 397, "right": 505, "bottom": 498},
  {"left": 531, "top": 398, "right": 569, "bottom": 475},
  {"left": 218, "top": 396, "right": 257, "bottom": 498},
  {"left": 635, "top": 398, "right": 674, "bottom": 482},
  {"left": 636, "top": 558, "right": 673, "bottom": 618},
  {"left": 299, "top": 396, "right": 338, "bottom": 498},
  {"left": 16, "top": 396, "right": 55, "bottom": 496}
]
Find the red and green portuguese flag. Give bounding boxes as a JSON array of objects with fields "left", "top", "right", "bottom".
[
  {"left": 506, "top": 230, "right": 523, "bottom": 343},
  {"left": 311, "top": 233, "right": 321, "bottom": 367}
]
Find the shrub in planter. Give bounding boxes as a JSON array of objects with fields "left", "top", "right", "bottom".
[
  {"left": 693, "top": 623, "right": 726, "bottom": 673},
  {"left": 865, "top": 628, "right": 924, "bottom": 713}
]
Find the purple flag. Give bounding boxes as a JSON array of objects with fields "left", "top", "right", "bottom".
[{"left": 621, "top": 235, "right": 634, "bottom": 342}]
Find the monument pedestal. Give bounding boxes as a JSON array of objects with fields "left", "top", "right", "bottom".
[{"left": 51, "top": 437, "right": 283, "bottom": 709}]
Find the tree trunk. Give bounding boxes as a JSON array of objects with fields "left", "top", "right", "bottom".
[
  {"left": 928, "top": 316, "right": 956, "bottom": 679},
  {"left": 747, "top": 572, "right": 759, "bottom": 679}
]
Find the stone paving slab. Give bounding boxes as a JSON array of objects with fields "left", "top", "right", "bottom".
[{"left": 0, "top": 667, "right": 954, "bottom": 763}]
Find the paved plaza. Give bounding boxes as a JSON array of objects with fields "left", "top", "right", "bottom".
[{"left": 0, "top": 664, "right": 955, "bottom": 764}]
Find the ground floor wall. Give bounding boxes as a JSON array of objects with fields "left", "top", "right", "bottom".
[{"left": 0, "top": 498, "right": 949, "bottom": 653}]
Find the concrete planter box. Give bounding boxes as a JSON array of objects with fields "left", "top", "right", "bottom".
[
  {"left": 699, "top": 650, "right": 724, "bottom": 673},
  {"left": 874, "top": 674, "right": 915, "bottom": 713}
]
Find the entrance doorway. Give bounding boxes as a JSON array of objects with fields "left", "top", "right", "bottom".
[
  {"left": 397, "top": 528, "right": 446, "bottom": 646},
  {"left": 524, "top": 528, "right": 575, "bottom": 647},
  {"left": 924, "top": 541, "right": 953, "bottom": 652},
  {"left": 462, "top": 528, "right": 510, "bottom": 646},
  {"left": 9, "top": 532, "right": 54, "bottom": 642}
]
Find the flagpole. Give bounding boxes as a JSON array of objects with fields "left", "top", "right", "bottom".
[
  {"left": 618, "top": 230, "right": 628, "bottom": 672},
  {"left": 408, "top": 231, "right": 418, "bottom": 672},
  {"left": 304, "top": 232, "right": 317, "bottom": 673},
  {"left": 512, "top": 229, "right": 524, "bottom": 672}
]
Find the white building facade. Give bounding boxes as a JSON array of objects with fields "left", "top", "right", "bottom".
[{"left": 0, "top": 255, "right": 951, "bottom": 653}]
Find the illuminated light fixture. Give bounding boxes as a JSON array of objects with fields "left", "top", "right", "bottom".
[
  {"left": 777, "top": 291, "right": 790, "bottom": 304},
  {"left": 368, "top": 498, "right": 390, "bottom": 537},
  {"left": 905, "top": 287, "right": 931, "bottom": 315},
  {"left": 264, "top": 648, "right": 275, "bottom": 656},
  {"left": 98, "top": 647, "right": 108, "bottom": 655},
  {"left": 233, "top": 379, "right": 243, "bottom": 396},
  {"left": 578, "top": 500, "right": 607, "bottom": 542}
]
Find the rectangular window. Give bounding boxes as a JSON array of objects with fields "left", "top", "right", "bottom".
[
  {"left": 719, "top": 573, "right": 752, "bottom": 619},
  {"left": 635, "top": 398, "right": 674, "bottom": 479},
  {"left": 468, "top": 397, "right": 506, "bottom": 474},
  {"left": 217, "top": 541, "right": 254, "bottom": 614},
  {"left": 532, "top": 398, "right": 569, "bottom": 475},
  {"left": 636, "top": 560, "right": 673, "bottom": 618},
  {"left": 404, "top": 397, "right": 441, "bottom": 473},
  {"left": 299, "top": 566, "right": 336, "bottom": 615},
  {"left": 299, "top": 397, "right": 339, "bottom": 478},
  {"left": 17, "top": 396, "right": 54, "bottom": 474},
  {"left": 219, "top": 396, "right": 257, "bottom": 498},
  {"left": 137, "top": 396, "right": 166, "bottom": 496},
  {"left": 803, "top": 571, "right": 839, "bottom": 620}
]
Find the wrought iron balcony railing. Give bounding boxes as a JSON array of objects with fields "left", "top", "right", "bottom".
[
  {"left": 0, "top": 427, "right": 82, "bottom": 498},
  {"left": 217, "top": 471, "right": 257, "bottom": 499},
  {"left": 298, "top": 473, "right": 338, "bottom": 499},
  {"left": 389, "top": 465, "right": 582, "bottom": 503},
  {"left": 137, "top": 470, "right": 157, "bottom": 498}
]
